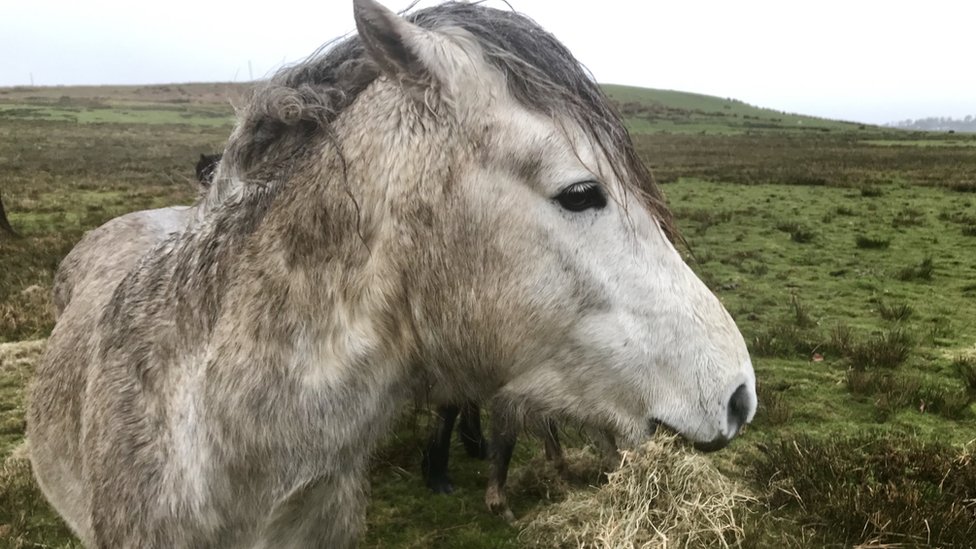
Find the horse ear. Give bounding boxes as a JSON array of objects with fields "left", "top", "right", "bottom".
[{"left": 353, "top": 0, "right": 437, "bottom": 91}]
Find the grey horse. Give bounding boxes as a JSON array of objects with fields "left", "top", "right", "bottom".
[{"left": 28, "top": 1, "right": 756, "bottom": 546}]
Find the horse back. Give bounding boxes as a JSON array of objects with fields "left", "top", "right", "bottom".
[
  {"left": 28, "top": 205, "right": 192, "bottom": 544},
  {"left": 52, "top": 206, "right": 192, "bottom": 316}
]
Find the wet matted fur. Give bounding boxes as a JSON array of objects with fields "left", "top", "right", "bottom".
[{"left": 28, "top": 1, "right": 756, "bottom": 547}]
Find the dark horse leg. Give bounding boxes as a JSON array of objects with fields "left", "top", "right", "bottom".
[
  {"left": 421, "top": 404, "right": 460, "bottom": 494},
  {"left": 457, "top": 402, "right": 489, "bottom": 459},
  {"left": 0, "top": 192, "right": 20, "bottom": 239},
  {"left": 484, "top": 413, "right": 518, "bottom": 522},
  {"left": 542, "top": 419, "right": 567, "bottom": 475},
  {"left": 485, "top": 415, "right": 565, "bottom": 522}
]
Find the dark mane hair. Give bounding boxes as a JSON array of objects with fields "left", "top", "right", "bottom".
[
  {"left": 195, "top": 153, "right": 222, "bottom": 187},
  {"left": 220, "top": 1, "right": 675, "bottom": 238}
]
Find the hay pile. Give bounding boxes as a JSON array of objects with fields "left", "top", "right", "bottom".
[{"left": 519, "top": 434, "right": 751, "bottom": 549}]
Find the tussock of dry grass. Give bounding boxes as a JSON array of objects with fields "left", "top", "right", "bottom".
[
  {"left": 0, "top": 285, "right": 54, "bottom": 343},
  {"left": 0, "top": 339, "right": 46, "bottom": 373},
  {"left": 755, "top": 435, "right": 976, "bottom": 547},
  {"left": 519, "top": 434, "right": 751, "bottom": 549}
]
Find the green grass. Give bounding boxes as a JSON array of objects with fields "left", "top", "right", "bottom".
[
  {"left": 864, "top": 138, "right": 976, "bottom": 147},
  {"left": 2, "top": 83, "right": 976, "bottom": 548},
  {"left": 0, "top": 103, "right": 234, "bottom": 126}
]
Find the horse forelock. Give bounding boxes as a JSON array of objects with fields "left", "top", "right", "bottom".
[{"left": 213, "top": 1, "right": 677, "bottom": 242}]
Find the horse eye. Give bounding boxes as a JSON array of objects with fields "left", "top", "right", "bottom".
[{"left": 554, "top": 181, "right": 607, "bottom": 212}]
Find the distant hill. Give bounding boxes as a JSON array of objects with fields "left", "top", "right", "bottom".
[
  {"left": 887, "top": 116, "right": 976, "bottom": 133},
  {"left": 602, "top": 84, "right": 867, "bottom": 135},
  {"left": 0, "top": 82, "right": 870, "bottom": 135}
]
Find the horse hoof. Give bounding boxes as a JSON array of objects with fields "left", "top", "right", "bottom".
[
  {"left": 426, "top": 477, "right": 454, "bottom": 494},
  {"left": 485, "top": 485, "right": 514, "bottom": 521}
]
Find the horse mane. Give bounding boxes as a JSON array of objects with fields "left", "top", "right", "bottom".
[{"left": 216, "top": 1, "right": 676, "bottom": 240}]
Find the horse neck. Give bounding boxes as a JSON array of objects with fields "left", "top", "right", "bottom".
[{"left": 182, "top": 171, "right": 420, "bottom": 452}]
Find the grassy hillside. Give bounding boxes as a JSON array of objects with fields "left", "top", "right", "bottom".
[
  {"left": 2, "top": 84, "right": 976, "bottom": 548},
  {"left": 0, "top": 83, "right": 240, "bottom": 127},
  {"left": 604, "top": 83, "right": 867, "bottom": 134},
  {"left": 0, "top": 82, "right": 869, "bottom": 134}
]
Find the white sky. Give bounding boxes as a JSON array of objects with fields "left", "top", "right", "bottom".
[{"left": 2, "top": 0, "right": 973, "bottom": 124}]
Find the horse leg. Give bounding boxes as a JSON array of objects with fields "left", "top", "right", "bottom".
[
  {"left": 484, "top": 417, "right": 517, "bottom": 522},
  {"left": 589, "top": 428, "right": 621, "bottom": 481},
  {"left": 457, "top": 401, "right": 488, "bottom": 459},
  {"left": 421, "top": 404, "right": 460, "bottom": 494},
  {"left": 594, "top": 429, "right": 619, "bottom": 462},
  {"left": 542, "top": 418, "right": 567, "bottom": 476}
]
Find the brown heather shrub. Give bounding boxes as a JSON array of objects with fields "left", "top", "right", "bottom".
[
  {"left": 891, "top": 206, "right": 926, "bottom": 227},
  {"left": 877, "top": 301, "right": 913, "bottom": 322},
  {"left": 789, "top": 295, "right": 814, "bottom": 328},
  {"left": 847, "top": 328, "right": 913, "bottom": 370},
  {"left": 754, "top": 435, "right": 976, "bottom": 547},
  {"left": 847, "top": 368, "right": 971, "bottom": 421},
  {"left": 946, "top": 181, "right": 976, "bottom": 193},
  {"left": 0, "top": 285, "right": 53, "bottom": 343},
  {"left": 855, "top": 234, "right": 890, "bottom": 249},
  {"left": 895, "top": 256, "right": 935, "bottom": 282},
  {"left": 754, "top": 388, "right": 792, "bottom": 427},
  {"left": 953, "top": 355, "right": 976, "bottom": 396},
  {"left": 915, "top": 384, "right": 972, "bottom": 420},
  {"left": 749, "top": 324, "right": 818, "bottom": 358},
  {"left": 774, "top": 221, "right": 816, "bottom": 243}
]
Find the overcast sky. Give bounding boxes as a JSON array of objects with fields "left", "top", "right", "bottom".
[{"left": 2, "top": 0, "right": 973, "bottom": 124}]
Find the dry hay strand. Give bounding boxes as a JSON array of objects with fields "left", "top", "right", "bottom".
[{"left": 519, "top": 434, "right": 752, "bottom": 549}]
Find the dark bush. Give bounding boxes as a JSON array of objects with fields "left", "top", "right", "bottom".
[
  {"left": 855, "top": 235, "right": 890, "bottom": 249},
  {"left": 895, "top": 257, "right": 934, "bottom": 282},
  {"left": 754, "top": 384, "right": 792, "bottom": 426},
  {"left": 848, "top": 329, "right": 914, "bottom": 370},
  {"left": 891, "top": 207, "right": 926, "bottom": 227},
  {"left": 953, "top": 355, "right": 976, "bottom": 396},
  {"left": 775, "top": 221, "right": 815, "bottom": 243},
  {"left": 946, "top": 181, "right": 976, "bottom": 193},
  {"left": 750, "top": 324, "right": 817, "bottom": 358},
  {"left": 877, "top": 301, "right": 913, "bottom": 322},
  {"left": 753, "top": 435, "right": 976, "bottom": 547}
]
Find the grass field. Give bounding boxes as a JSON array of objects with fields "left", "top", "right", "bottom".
[{"left": 1, "top": 83, "right": 975, "bottom": 548}]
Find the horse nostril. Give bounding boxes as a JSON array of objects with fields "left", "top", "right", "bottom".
[{"left": 727, "top": 383, "right": 751, "bottom": 436}]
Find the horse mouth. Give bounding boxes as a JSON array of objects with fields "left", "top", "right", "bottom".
[
  {"left": 646, "top": 418, "right": 734, "bottom": 453},
  {"left": 693, "top": 436, "right": 732, "bottom": 453}
]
